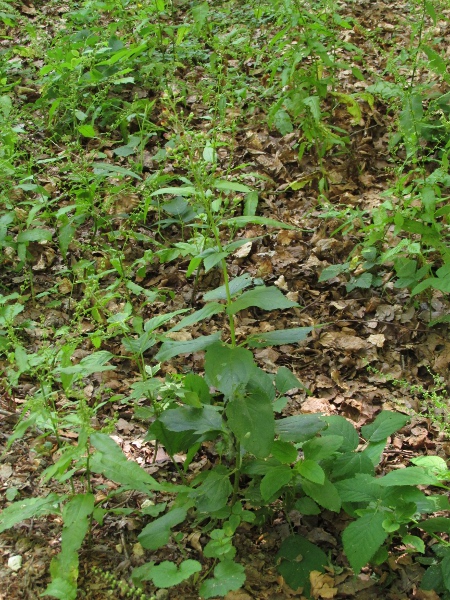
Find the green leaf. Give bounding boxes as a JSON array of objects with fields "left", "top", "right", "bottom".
[
  {"left": 228, "top": 286, "right": 298, "bottom": 314},
  {"left": 169, "top": 303, "right": 225, "bottom": 332},
  {"left": 17, "top": 228, "right": 53, "bottom": 243},
  {"left": 146, "top": 420, "right": 201, "bottom": 455},
  {"left": 335, "top": 474, "right": 383, "bottom": 503},
  {"left": 361, "top": 411, "right": 409, "bottom": 442},
  {"left": 45, "top": 494, "right": 95, "bottom": 600},
  {"left": 418, "top": 517, "right": 450, "bottom": 534},
  {"left": 423, "top": 44, "right": 449, "bottom": 78},
  {"left": 223, "top": 215, "right": 295, "bottom": 229},
  {"left": 205, "top": 343, "right": 256, "bottom": 397},
  {"left": 297, "top": 460, "right": 325, "bottom": 484},
  {"left": 320, "top": 415, "right": 359, "bottom": 451},
  {"left": 275, "top": 414, "right": 326, "bottom": 443},
  {"left": 199, "top": 560, "right": 246, "bottom": 599},
  {"left": 275, "top": 366, "right": 308, "bottom": 394},
  {"left": 78, "top": 124, "right": 96, "bottom": 138},
  {"left": 90, "top": 433, "right": 164, "bottom": 493},
  {"left": 377, "top": 467, "right": 439, "bottom": 487},
  {"left": 246, "top": 326, "right": 314, "bottom": 348},
  {"left": 150, "top": 186, "right": 197, "bottom": 196},
  {"left": 226, "top": 389, "right": 275, "bottom": 458},
  {"left": 362, "top": 440, "right": 387, "bottom": 466},
  {"left": 203, "top": 273, "right": 253, "bottom": 301},
  {"left": 276, "top": 534, "right": 327, "bottom": 595},
  {"left": 303, "top": 95, "right": 321, "bottom": 123},
  {"left": 157, "top": 405, "right": 223, "bottom": 434},
  {"left": 55, "top": 351, "right": 115, "bottom": 377},
  {"left": 93, "top": 162, "right": 142, "bottom": 180},
  {"left": 303, "top": 435, "right": 344, "bottom": 461},
  {"left": 156, "top": 332, "right": 222, "bottom": 362},
  {"left": 342, "top": 512, "right": 388, "bottom": 574},
  {"left": 0, "top": 494, "right": 61, "bottom": 533},
  {"left": 271, "top": 440, "right": 298, "bottom": 464},
  {"left": 442, "top": 554, "right": 450, "bottom": 590},
  {"left": 274, "top": 109, "right": 294, "bottom": 135},
  {"left": 260, "top": 465, "right": 293, "bottom": 500},
  {"left": 294, "top": 497, "right": 321, "bottom": 515},
  {"left": 319, "top": 262, "right": 350, "bottom": 281},
  {"left": 331, "top": 452, "right": 375, "bottom": 479},
  {"left": 190, "top": 469, "right": 233, "bottom": 513},
  {"left": 302, "top": 477, "right": 341, "bottom": 512},
  {"left": 139, "top": 507, "right": 188, "bottom": 550},
  {"left": 132, "top": 559, "right": 201, "bottom": 588},
  {"left": 214, "top": 180, "right": 252, "bottom": 193},
  {"left": 402, "top": 535, "right": 425, "bottom": 553}
]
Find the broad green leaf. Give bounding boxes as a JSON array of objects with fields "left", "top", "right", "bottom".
[
  {"left": 320, "top": 415, "right": 359, "bottom": 451},
  {"left": 78, "top": 124, "right": 96, "bottom": 138},
  {"left": 421, "top": 564, "right": 444, "bottom": 592},
  {"left": 132, "top": 559, "right": 201, "bottom": 588},
  {"left": 169, "top": 303, "right": 225, "bottom": 333},
  {"left": 331, "top": 452, "right": 375, "bottom": 479},
  {"left": 362, "top": 439, "right": 387, "bottom": 466},
  {"left": 275, "top": 366, "right": 307, "bottom": 394},
  {"left": 143, "top": 309, "right": 188, "bottom": 333},
  {"left": 203, "top": 273, "right": 253, "bottom": 301},
  {"left": 90, "top": 433, "right": 163, "bottom": 493},
  {"left": 199, "top": 560, "right": 246, "bottom": 599},
  {"left": 228, "top": 286, "right": 298, "bottom": 314},
  {"left": 205, "top": 343, "right": 256, "bottom": 397},
  {"left": 274, "top": 109, "right": 293, "bottom": 135},
  {"left": 377, "top": 467, "right": 439, "bottom": 487},
  {"left": 139, "top": 507, "right": 188, "bottom": 550},
  {"left": 246, "top": 326, "right": 314, "bottom": 348},
  {"left": 361, "top": 411, "right": 409, "bottom": 442},
  {"left": 402, "top": 535, "right": 425, "bottom": 553},
  {"left": 45, "top": 494, "right": 95, "bottom": 600},
  {"left": 17, "top": 228, "right": 53, "bottom": 243},
  {"left": 277, "top": 534, "right": 327, "bottom": 595},
  {"left": 184, "top": 373, "right": 212, "bottom": 405},
  {"left": 335, "top": 474, "right": 383, "bottom": 503},
  {"left": 271, "top": 440, "right": 298, "bottom": 464},
  {"left": 303, "top": 435, "right": 344, "bottom": 461},
  {"left": 303, "top": 95, "right": 321, "bottom": 122},
  {"left": 157, "top": 405, "right": 223, "bottom": 434},
  {"left": 150, "top": 186, "right": 197, "bottom": 196},
  {"left": 146, "top": 420, "right": 202, "bottom": 455},
  {"left": 55, "top": 351, "right": 115, "bottom": 377},
  {"left": 319, "top": 262, "right": 350, "bottom": 282},
  {"left": 297, "top": 460, "right": 325, "bottom": 484},
  {"left": 204, "top": 251, "right": 228, "bottom": 272},
  {"left": 223, "top": 216, "right": 295, "bottom": 229},
  {"left": 214, "top": 180, "right": 252, "bottom": 193},
  {"left": 410, "top": 455, "right": 448, "bottom": 474},
  {"left": 417, "top": 517, "right": 450, "bottom": 534},
  {"left": 302, "top": 477, "right": 341, "bottom": 512},
  {"left": 156, "top": 332, "right": 222, "bottom": 362},
  {"left": 190, "top": 468, "right": 233, "bottom": 513},
  {"left": 275, "top": 414, "right": 326, "bottom": 443},
  {"left": 442, "top": 555, "right": 450, "bottom": 591},
  {"left": 342, "top": 512, "right": 388, "bottom": 574},
  {"left": 226, "top": 390, "right": 275, "bottom": 458},
  {"left": 294, "top": 497, "right": 321, "bottom": 515},
  {"left": 93, "top": 162, "right": 142, "bottom": 180},
  {"left": 423, "top": 44, "right": 449, "bottom": 78},
  {"left": 0, "top": 494, "right": 61, "bottom": 533},
  {"left": 260, "top": 466, "right": 293, "bottom": 500}
]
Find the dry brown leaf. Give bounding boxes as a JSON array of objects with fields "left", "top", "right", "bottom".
[{"left": 310, "top": 571, "right": 338, "bottom": 599}]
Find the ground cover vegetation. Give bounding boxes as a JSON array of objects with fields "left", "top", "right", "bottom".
[{"left": 0, "top": 0, "right": 449, "bottom": 598}]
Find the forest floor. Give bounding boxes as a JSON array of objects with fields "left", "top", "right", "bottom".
[{"left": 0, "top": 0, "right": 449, "bottom": 598}]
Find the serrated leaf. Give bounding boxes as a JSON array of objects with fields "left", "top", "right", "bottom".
[
  {"left": 139, "top": 507, "right": 188, "bottom": 550},
  {"left": 319, "top": 263, "right": 349, "bottom": 282},
  {"left": 295, "top": 497, "right": 321, "bottom": 515},
  {"left": 157, "top": 405, "right": 223, "bottom": 434},
  {"left": 418, "top": 517, "right": 450, "bottom": 534},
  {"left": 361, "top": 411, "right": 409, "bottom": 442},
  {"left": 271, "top": 440, "right": 298, "bottom": 463},
  {"left": 320, "top": 415, "right": 359, "bottom": 451},
  {"left": 303, "top": 435, "right": 344, "bottom": 461},
  {"left": 228, "top": 285, "right": 298, "bottom": 314},
  {"left": 331, "top": 452, "right": 375, "bottom": 479},
  {"left": 377, "top": 467, "right": 439, "bottom": 487},
  {"left": 199, "top": 560, "right": 246, "bottom": 599},
  {"left": 260, "top": 466, "right": 292, "bottom": 500},
  {"left": 247, "top": 326, "right": 314, "bottom": 348},
  {"left": 302, "top": 477, "right": 341, "bottom": 512},
  {"left": 156, "top": 332, "right": 222, "bottom": 362},
  {"left": 335, "top": 474, "right": 383, "bottom": 503},
  {"left": 205, "top": 343, "right": 256, "bottom": 397},
  {"left": 190, "top": 469, "right": 233, "bottom": 513},
  {"left": 274, "top": 109, "right": 293, "bottom": 135},
  {"left": 402, "top": 535, "right": 425, "bottom": 553},
  {"left": 342, "top": 512, "right": 388, "bottom": 574},
  {"left": 276, "top": 534, "right": 327, "bottom": 595},
  {"left": 132, "top": 559, "right": 201, "bottom": 588},
  {"left": 297, "top": 459, "right": 325, "bottom": 484}
]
